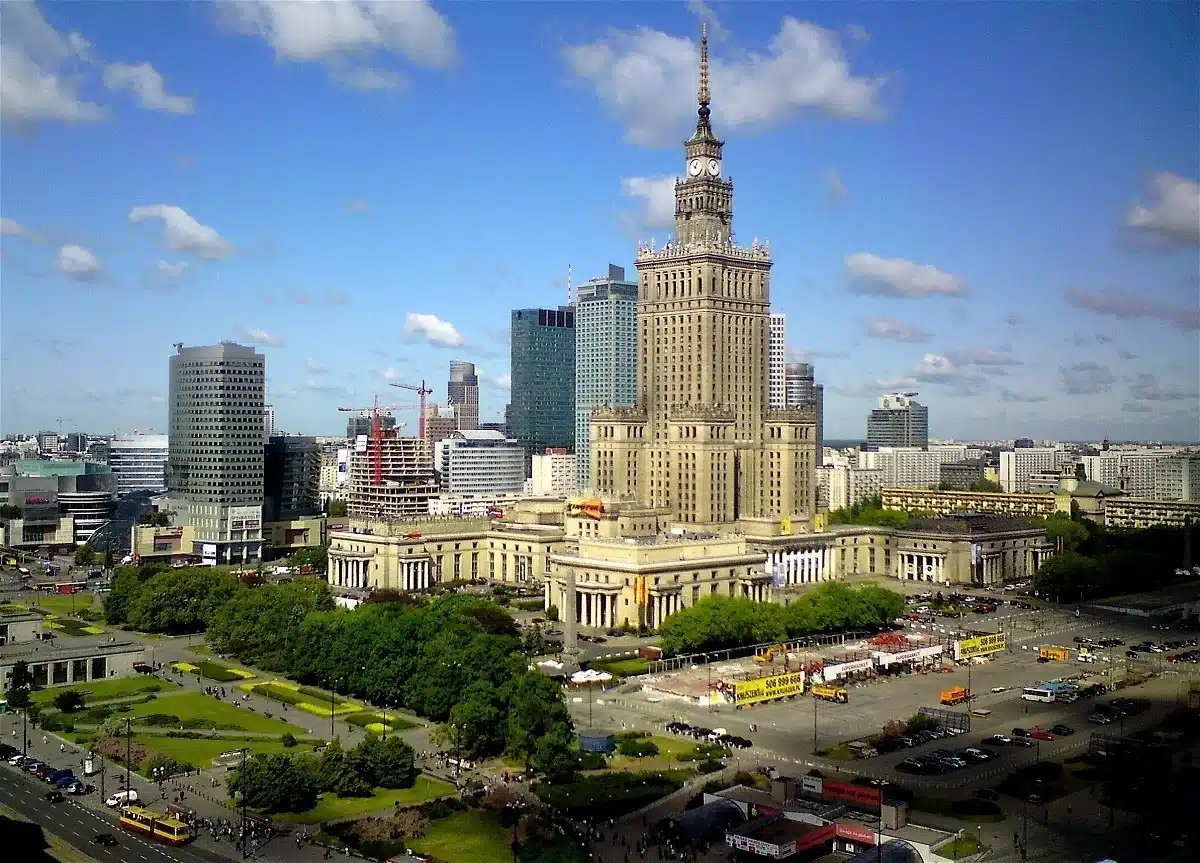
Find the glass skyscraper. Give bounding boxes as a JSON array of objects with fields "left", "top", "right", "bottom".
[
  {"left": 509, "top": 306, "right": 576, "bottom": 461},
  {"left": 575, "top": 265, "right": 638, "bottom": 490}
]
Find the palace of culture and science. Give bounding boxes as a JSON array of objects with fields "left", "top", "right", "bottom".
[
  {"left": 589, "top": 26, "right": 818, "bottom": 529},
  {"left": 323, "top": 27, "right": 1051, "bottom": 632}
]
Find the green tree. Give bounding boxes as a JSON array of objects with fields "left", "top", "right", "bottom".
[
  {"left": 74, "top": 546, "right": 95, "bottom": 566},
  {"left": 531, "top": 722, "right": 578, "bottom": 783},
  {"left": 507, "top": 671, "right": 572, "bottom": 767},
  {"left": 9, "top": 660, "right": 35, "bottom": 690},
  {"left": 968, "top": 479, "right": 1003, "bottom": 493},
  {"left": 54, "top": 691, "right": 85, "bottom": 712},
  {"left": 0, "top": 504, "right": 23, "bottom": 520},
  {"left": 290, "top": 547, "right": 329, "bottom": 572},
  {"left": 7, "top": 686, "right": 31, "bottom": 710},
  {"left": 327, "top": 500, "right": 348, "bottom": 518},
  {"left": 125, "top": 567, "right": 240, "bottom": 634},
  {"left": 354, "top": 734, "right": 416, "bottom": 789},
  {"left": 229, "top": 752, "right": 319, "bottom": 813},
  {"left": 448, "top": 681, "right": 507, "bottom": 759},
  {"left": 206, "top": 578, "right": 334, "bottom": 670}
]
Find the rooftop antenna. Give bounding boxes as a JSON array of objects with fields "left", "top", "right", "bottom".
[{"left": 567, "top": 264, "right": 573, "bottom": 306}]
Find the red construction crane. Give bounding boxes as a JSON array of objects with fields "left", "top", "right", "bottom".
[
  {"left": 338, "top": 394, "right": 407, "bottom": 487},
  {"left": 389, "top": 380, "right": 434, "bottom": 439}
]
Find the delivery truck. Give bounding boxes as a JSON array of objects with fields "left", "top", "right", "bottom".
[
  {"left": 940, "top": 686, "right": 972, "bottom": 705},
  {"left": 811, "top": 684, "right": 849, "bottom": 704}
]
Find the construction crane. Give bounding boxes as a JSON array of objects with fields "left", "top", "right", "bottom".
[
  {"left": 337, "top": 394, "right": 406, "bottom": 487},
  {"left": 389, "top": 380, "right": 434, "bottom": 439}
]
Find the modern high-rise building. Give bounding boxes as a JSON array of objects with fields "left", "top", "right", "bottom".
[
  {"left": 437, "top": 430, "right": 525, "bottom": 496},
  {"left": 867, "top": 393, "right": 929, "bottom": 449},
  {"left": 447, "top": 361, "right": 480, "bottom": 431},
  {"left": 589, "top": 29, "right": 817, "bottom": 526},
  {"left": 346, "top": 431, "right": 437, "bottom": 520},
  {"left": 768, "top": 314, "right": 786, "bottom": 410},
  {"left": 575, "top": 264, "right": 638, "bottom": 490},
  {"left": 998, "top": 448, "right": 1059, "bottom": 493},
  {"left": 166, "top": 342, "right": 265, "bottom": 564},
  {"left": 108, "top": 433, "right": 169, "bottom": 495},
  {"left": 785, "top": 362, "right": 824, "bottom": 467},
  {"left": 346, "top": 412, "right": 396, "bottom": 440},
  {"left": 263, "top": 404, "right": 276, "bottom": 442},
  {"left": 264, "top": 435, "right": 321, "bottom": 522},
  {"left": 510, "top": 306, "right": 575, "bottom": 460}
]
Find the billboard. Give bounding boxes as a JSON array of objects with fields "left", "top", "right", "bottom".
[
  {"left": 822, "top": 779, "right": 882, "bottom": 808},
  {"left": 733, "top": 671, "right": 805, "bottom": 707},
  {"left": 835, "top": 823, "right": 876, "bottom": 844},
  {"left": 355, "top": 434, "right": 369, "bottom": 453},
  {"left": 567, "top": 497, "right": 604, "bottom": 520},
  {"left": 954, "top": 632, "right": 1006, "bottom": 660}
]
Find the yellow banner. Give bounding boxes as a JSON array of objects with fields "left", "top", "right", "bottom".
[
  {"left": 954, "top": 633, "right": 1006, "bottom": 660},
  {"left": 733, "top": 671, "right": 806, "bottom": 706}
]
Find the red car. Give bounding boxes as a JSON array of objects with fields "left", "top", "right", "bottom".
[{"left": 1029, "top": 729, "right": 1056, "bottom": 741}]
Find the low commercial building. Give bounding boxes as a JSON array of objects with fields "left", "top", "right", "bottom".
[
  {"left": 881, "top": 487, "right": 1057, "bottom": 519},
  {"left": 130, "top": 523, "right": 197, "bottom": 565},
  {"left": 0, "top": 617, "right": 146, "bottom": 692},
  {"left": 437, "top": 430, "right": 525, "bottom": 496},
  {"left": 0, "top": 459, "right": 117, "bottom": 547},
  {"left": 0, "top": 612, "right": 44, "bottom": 646},
  {"left": 1101, "top": 497, "right": 1200, "bottom": 530},
  {"left": 938, "top": 459, "right": 985, "bottom": 490},
  {"left": 262, "top": 516, "right": 326, "bottom": 557}
]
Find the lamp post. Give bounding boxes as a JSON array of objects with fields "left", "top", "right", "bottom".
[
  {"left": 812, "top": 693, "right": 818, "bottom": 756},
  {"left": 876, "top": 780, "right": 888, "bottom": 863},
  {"left": 124, "top": 718, "right": 132, "bottom": 797},
  {"left": 238, "top": 747, "right": 250, "bottom": 860}
]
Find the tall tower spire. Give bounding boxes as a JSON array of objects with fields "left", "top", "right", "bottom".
[{"left": 697, "top": 23, "right": 712, "bottom": 134}]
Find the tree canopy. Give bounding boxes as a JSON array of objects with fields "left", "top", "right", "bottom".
[
  {"left": 657, "top": 582, "right": 904, "bottom": 655},
  {"left": 104, "top": 566, "right": 240, "bottom": 634},
  {"left": 826, "top": 496, "right": 909, "bottom": 528}
]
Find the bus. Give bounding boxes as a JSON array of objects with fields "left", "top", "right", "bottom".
[
  {"left": 1021, "top": 687, "right": 1056, "bottom": 703},
  {"left": 118, "top": 806, "right": 194, "bottom": 845}
]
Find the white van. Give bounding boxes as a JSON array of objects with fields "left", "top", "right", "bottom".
[{"left": 105, "top": 789, "right": 138, "bottom": 807}]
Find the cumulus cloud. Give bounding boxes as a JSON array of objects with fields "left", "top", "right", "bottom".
[
  {"left": 0, "top": 1, "right": 105, "bottom": 129},
  {"left": 237, "top": 325, "right": 281, "bottom": 347},
  {"left": 377, "top": 367, "right": 402, "bottom": 381},
  {"left": 1065, "top": 287, "right": 1199, "bottom": 331},
  {"left": 845, "top": 253, "right": 968, "bottom": 298},
  {"left": 999, "top": 388, "right": 1048, "bottom": 403},
  {"left": 563, "top": 17, "right": 885, "bottom": 147},
  {"left": 620, "top": 175, "right": 677, "bottom": 233},
  {"left": 482, "top": 372, "right": 512, "bottom": 390},
  {"left": 402, "top": 312, "right": 465, "bottom": 348},
  {"left": 0, "top": 217, "right": 44, "bottom": 242},
  {"left": 102, "top": 62, "right": 194, "bottom": 114},
  {"left": 54, "top": 244, "right": 102, "bottom": 280},
  {"left": 1124, "top": 172, "right": 1200, "bottom": 248},
  {"left": 129, "top": 205, "right": 235, "bottom": 259},
  {"left": 861, "top": 316, "right": 931, "bottom": 343},
  {"left": 1060, "top": 362, "right": 1115, "bottom": 395},
  {"left": 157, "top": 260, "right": 188, "bottom": 278},
  {"left": 1127, "top": 372, "right": 1199, "bottom": 403},
  {"left": 218, "top": 0, "right": 456, "bottom": 92}
]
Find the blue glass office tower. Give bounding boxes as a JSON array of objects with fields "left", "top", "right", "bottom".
[{"left": 510, "top": 306, "right": 576, "bottom": 462}]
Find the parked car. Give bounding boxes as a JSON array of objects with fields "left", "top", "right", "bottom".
[
  {"left": 974, "top": 788, "right": 999, "bottom": 801},
  {"left": 44, "top": 790, "right": 64, "bottom": 803},
  {"left": 983, "top": 734, "right": 1011, "bottom": 745},
  {"left": 1011, "top": 738, "right": 1036, "bottom": 748},
  {"left": 1011, "top": 727, "right": 1031, "bottom": 738},
  {"left": 1029, "top": 729, "right": 1056, "bottom": 741},
  {"left": 1049, "top": 724, "right": 1075, "bottom": 736}
]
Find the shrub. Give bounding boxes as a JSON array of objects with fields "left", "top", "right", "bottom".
[
  {"left": 83, "top": 707, "right": 114, "bottom": 724},
  {"left": 193, "top": 661, "right": 243, "bottom": 683},
  {"left": 696, "top": 759, "right": 724, "bottom": 774},
  {"left": 281, "top": 732, "right": 297, "bottom": 748},
  {"left": 613, "top": 730, "right": 650, "bottom": 744},
  {"left": 296, "top": 685, "right": 346, "bottom": 705},
  {"left": 139, "top": 713, "right": 183, "bottom": 727},
  {"left": 616, "top": 738, "right": 659, "bottom": 758},
  {"left": 577, "top": 750, "right": 607, "bottom": 770},
  {"left": 54, "top": 691, "right": 85, "bottom": 713}
]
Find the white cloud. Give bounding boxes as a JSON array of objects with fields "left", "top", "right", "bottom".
[
  {"left": 0, "top": 216, "right": 43, "bottom": 242},
  {"left": 945, "top": 347, "right": 1023, "bottom": 368},
  {"left": 845, "top": 253, "right": 969, "bottom": 298},
  {"left": 54, "top": 244, "right": 102, "bottom": 280},
  {"left": 103, "top": 62, "right": 194, "bottom": 114},
  {"left": 861, "top": 316, "right": 931, "bottom": 343},
  {"left": 912, "top": 354, "right": 959, "bottom": 379},
  {"left": 563, "top": 17, "right": 885, "bottom": 147},
  {"left": 1124, "top": 172, "right": 1200, "bottom": 248},
  {"left": 821, "top": 167, "right": 847, "bottom": 204},
  {"left": 305, "top": 357, "right": 328, "bottom": 374},
  {"left": 377, "top": 367, "right": 402, "bottom": 380},
  {"left": 237, "top": 325, "right": 281, "bottom": 347},
  {"left": 0, "top": 0, "right": 105, "bottom": 129},
  {"left": 402, "top": 312, "right": 464, "bottom": 348},
  {"left": 218, "top": 0, "right": 455, "bottom": 91},
  {"left": 1065, "top": 286, "right": 1198, "bottom": 331},
  {"left": 129, "top": 205, "right": 234, "bottom": 259},
  {"left": 484, "top": 372, "right": 511, "bottom": 390},
  {"left": 620, "top": 175, "right": 677, "bottom": 233},
  {"left": 156, "top": 260, "right": 188, "bottom": 278}
]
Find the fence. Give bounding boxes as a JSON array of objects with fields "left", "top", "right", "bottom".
[{"left": 648, "top": 631, "right": 872, "bottom": 675}]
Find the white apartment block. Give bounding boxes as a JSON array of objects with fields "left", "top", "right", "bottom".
[
  {"left": 768, "top": 314, "right": 786, "bottom": 410},
  {"left": 438, "top": 430, "right": 525, "bottom": 496},
  {"left": 821, "top": 464, "right": 884, "bottom": 511},
  {"left": 1082, "top": 450, "right": 1193, "bottom": 500},
  {"left": 530, "top": 452, "right": 578, "bottom": 496},
  {"left": 999, "top": 448, "right": 1059, "bottom": 493},
  {"left": 858, "top": 446, "right": 968, "bottom": 488},
  {"left": 263, "top": 404, "right": 276, "bottom": 443}
]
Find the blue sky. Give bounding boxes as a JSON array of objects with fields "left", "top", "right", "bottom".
[{"left": 2, "top": 0, "right": 1197, "bottom": 442}]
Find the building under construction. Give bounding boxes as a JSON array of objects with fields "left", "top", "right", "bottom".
[{"left": 346, "top": 430, "right": 438, "bottom": 521}]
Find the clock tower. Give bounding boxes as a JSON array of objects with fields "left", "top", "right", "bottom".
[{"left": 676, "top": 26, "right": 733, "bottom": 246}]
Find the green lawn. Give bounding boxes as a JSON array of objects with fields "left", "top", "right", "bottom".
[
  {"left": 940, "top": 835, "right": 984, "bottom": 855},
  {"left": 277, "top": 776, "right": 456, "bottom": 824},
  {"left": 32, "top": 676, "right": 166, "bottom": 706},
  {"left": 607, "top": 735, "right": 723, "bottom": 772},
  {"left": 44, "top": 617, "right": 104, "bottom": 637},
  {"left": 343, "top": 711, "right": 417, "bottom": 734},
  {"left": 588, "top": 657, "right": 650, "bottom": 677},
  {"left": 121, "top": 692, "right": 304, "bottom": 735},
  {"left": 188, "top": 644, "right": 213, "bottom": 656},
  {"left": 188, "top": 660, "right": 255, "bottom": 682},
  {"left": 245, "top": 681, "right": 362, "bottom": 717},
  {"left": 407, "top": 809, "right": 512, "bottom": 863},
  {"left": 30, "top": 594, "right": 99, "bottom": 617},
  {"left": 136, "top": 734, "right": 318, "bottom": 770}
]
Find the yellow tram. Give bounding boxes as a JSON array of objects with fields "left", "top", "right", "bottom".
[{"left": 118, "top": 806, "right": 194, "bottom": 845}]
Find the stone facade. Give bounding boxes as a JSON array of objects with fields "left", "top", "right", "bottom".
[{"left": 882, "top": 487, "right": 1058, "bottom": 519}]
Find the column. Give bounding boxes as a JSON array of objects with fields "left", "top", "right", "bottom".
[{"left": 610, "top": 594, "right": 618, "bottom": 629}]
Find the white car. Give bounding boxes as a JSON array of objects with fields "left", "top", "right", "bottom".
[
  {"left": 990, "top": 686, "right": 1006, "bottom": 693},
  {"left": 105, "top": 790, "right": 138, "bottom": 808}
]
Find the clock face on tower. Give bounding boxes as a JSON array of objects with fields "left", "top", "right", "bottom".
[
  {"left": 688, "top": 159, "right": 703, "bottom": 176},
  {"left": 707, "top": 160, "right": 721, "bottom": 177}
]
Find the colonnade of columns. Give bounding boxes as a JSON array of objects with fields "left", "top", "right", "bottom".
[
  {"left": 900, "top": 552, "right": 945, "bottom": 583},
  {"left": 767, "top": 547, "right": 831, "bottom": 585},
  {"left": 332, "top": 556, "right": 371, "bottom": 589},
  {"left": 645, "top": 592, "right": 681, "bottom": 629},
  {"left": 556, "top": 588, "right": 620, "bottom": 629},
  {"left": 742, "top": 582, "right": 769, "bottom": 602},
  {"left": 399, "top": 559, "right": 432, "bottom": 591}
]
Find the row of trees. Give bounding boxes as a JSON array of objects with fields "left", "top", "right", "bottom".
[
  {"left": 104, "top": 565, "right": 241, "bottom": 634},
  {"left": 229, "top": 736, "right": 416, "bottom": 813},
  {"left": 826, "top": 496, "right": 910, "bottom": 528},
  {"left": 657, "top": 582, "right": 906, "bottom": 655},
  {"left": 206, "top": 586, "right": 576, "bottom": 770}
]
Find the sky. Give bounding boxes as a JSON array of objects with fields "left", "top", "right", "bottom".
[{"left": 1, "top": 0, "right": 1197, "bottom": 443}]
